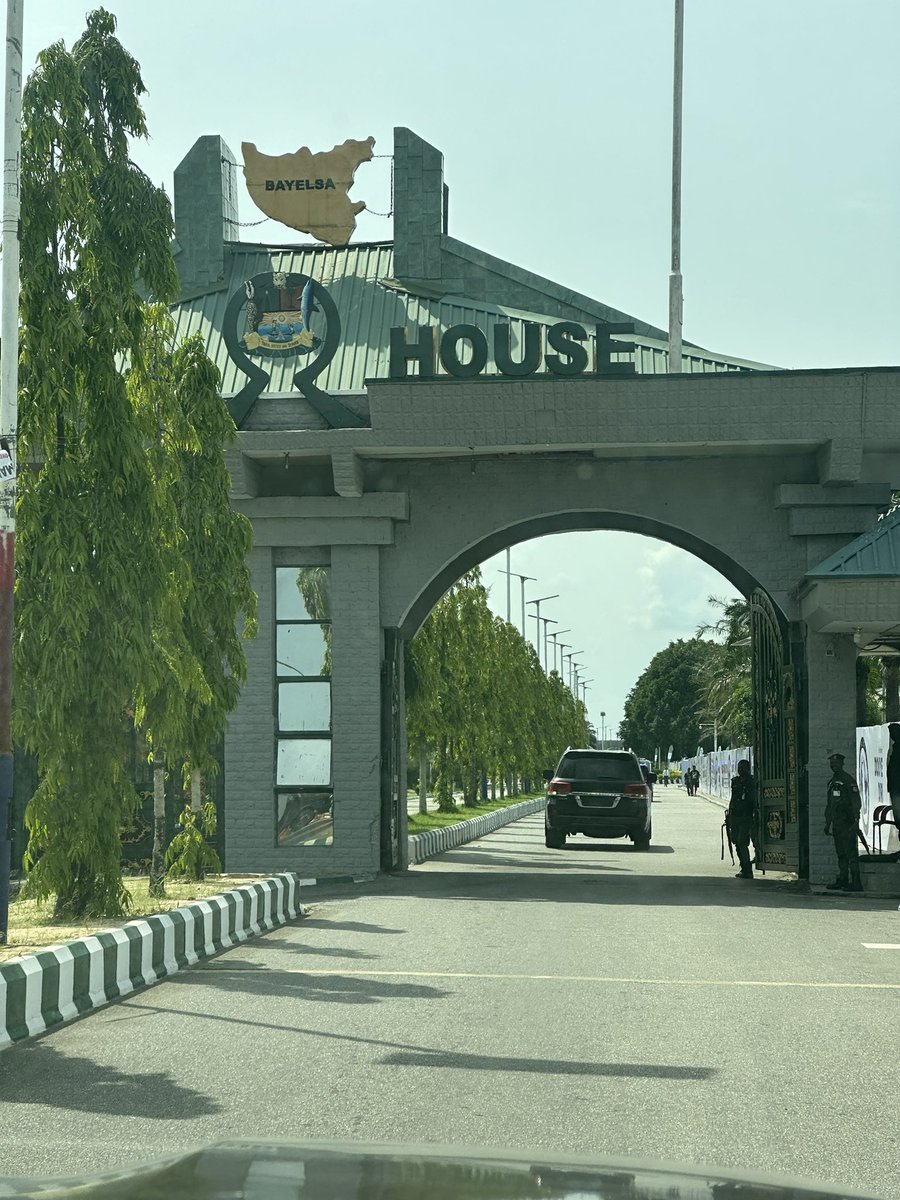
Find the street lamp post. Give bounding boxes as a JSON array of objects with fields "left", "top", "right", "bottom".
[
  {"left": 0, "top": 0, "right": 24, "bottom": 945},
  {"left": 600, "top": 711, "right": 606, "bottom": 749},
  {"left": 552, "top": 629, "right": 570, "bottom": 673},
  {"left": 539, "top": 615, "right": 557, "bottom": 672},
  {"left": 567, "top": 652, "right": 583, "bottom": 692},
  {"left": 527, "top": 594, "right": 559, "bottom": 665},
  {"left": 498, "top": 568, "right": 536, "bottom": 638},
  {"left": 700, "top": 720, "right": 719, "bottom": 751}
]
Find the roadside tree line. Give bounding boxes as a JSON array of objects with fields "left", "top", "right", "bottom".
[
  {"left": 619, "top": 594, "right": 900, "bottom": 760},
  {"left": 405, "top": 570, "right": 590, "bottom": 811}
]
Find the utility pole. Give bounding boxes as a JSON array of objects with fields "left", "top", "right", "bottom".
[
  {"left": 669, "top": 0, "right": 685, "bottom": 374},
  {"left": 504, "top": 548, "right": 511, "bottom": 622},
  {"left": 0, "top": 0, "right": 23, "bottom": 945},
  {"left": 600, "top": 711, "right": 606, "bottom": 749}
]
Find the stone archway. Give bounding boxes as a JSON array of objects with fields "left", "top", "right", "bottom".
[{"left": 377, "top": 459, "right": 803, "bottom": 873}]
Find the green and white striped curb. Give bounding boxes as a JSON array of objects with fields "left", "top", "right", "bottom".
[
  {"left": 0, "top": 873, "right": 303, "bottom": 1050},
  {"left": 408, "top": 794, "right": 546, "bottom": 864}
]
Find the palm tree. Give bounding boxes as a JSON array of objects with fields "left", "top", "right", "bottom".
[{"left": 695, "top": 596, "right": 752, "bottom": 747}]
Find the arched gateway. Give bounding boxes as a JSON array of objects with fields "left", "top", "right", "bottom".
[{"left": 168, "top": 129, "right": 900, "bottom": 886}]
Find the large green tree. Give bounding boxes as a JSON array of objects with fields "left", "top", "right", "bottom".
[
  {"left": 619, "top": 638, "right": 716, "bottom": 759},
  {"left": 17, "top": 11, "right": 182, "bottom": 916},
  {"left": 130, "top": 310, "right": 257, "bottom": 896}
]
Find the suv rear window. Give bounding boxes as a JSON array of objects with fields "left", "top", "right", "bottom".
[{"left": 557, "top": 753, "right": 642, "bottom": 782}]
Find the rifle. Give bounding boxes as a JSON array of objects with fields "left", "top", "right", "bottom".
[
  {"left": 721, "top": 811, "right": 734, "bottom": 865},
  {"left": 858, "top": 827, "right": 870, "bottom": 854}
]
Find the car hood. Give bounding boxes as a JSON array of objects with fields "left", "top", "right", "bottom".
[{"left": 0, "top": 1140, "right": 881, "bottom": 1199}]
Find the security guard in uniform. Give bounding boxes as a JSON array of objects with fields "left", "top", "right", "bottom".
[
  {"left": 727, "top": 759, "right": 756, "bottom": 879},
  {"left": 824, "top": 752, "right": 862, "bottom": 893}
]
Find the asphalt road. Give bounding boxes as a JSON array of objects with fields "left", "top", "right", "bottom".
[{"left": 1, "top": 787, "right": 899, "bottom": 1198}]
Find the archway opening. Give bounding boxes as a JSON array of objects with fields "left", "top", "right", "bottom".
[{"left": 392, "top": 517, "right": 796, "bottom": 881}]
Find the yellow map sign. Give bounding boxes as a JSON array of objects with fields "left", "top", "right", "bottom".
[{"left": 241, "top": 137, "right": 376, "bottom": 245}]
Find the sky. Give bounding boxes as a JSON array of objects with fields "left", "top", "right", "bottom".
[{"left": 16, "top": 1, "right": 900, "bottom": 735}]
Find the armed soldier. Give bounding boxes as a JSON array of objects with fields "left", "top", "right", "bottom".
[
  {"left": 727, "top": 759, "right": 756, "bottom": 880},
  {"left": 824, "top": 751, "right": 863, "bottom": 893}
]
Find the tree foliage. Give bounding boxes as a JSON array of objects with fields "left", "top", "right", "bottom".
[
  {"left": 130, "top": 307, "right": 257, "bottom": 895},
  {"left": 406, "top": 570, "right": 589, "bottom": 810},
  {"left": 16, "top": 11, "right": 255, "bottom": 917},
  {"left": 619, "top": 638, "right": 716, "bottom": 759},
  {"left": 695, "top": 596, "right": 753, "bottom": 747},
  {"left": 16, "top": 11, "right": 181, "bottom": 917}
]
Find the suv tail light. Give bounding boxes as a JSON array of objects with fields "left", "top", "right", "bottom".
[
  {"left": 624, "top": 783, "right": 648, "bottom": 797},
  {"left": 547, "top": 779, "right": 571, "bottom": 794}
]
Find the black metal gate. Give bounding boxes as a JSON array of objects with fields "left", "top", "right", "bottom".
[
  {"left": 380, "top": 628, "right": 403, "bottom": 870},
  {"left": 750, "top": 589, "right": 801, "bottom": 872}
]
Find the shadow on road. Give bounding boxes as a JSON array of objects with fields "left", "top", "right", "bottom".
[
  {"left": 433, "top": 851, "right": 631, "bottom": 871},
  {"left": 363, "top": 869, "right": 846, "bottom": 911},
  {"left": 0, "top": 1041, "right": 222, "bottom": 1118},
  {"left": 168, "top": 962, "right": 451, "bottom": 1005},
  {"left": 564, "top": 843, "right": 676, "bottom": 855},
  {"left": 236, "top": 940, "right": 378, "bottom": 961},
  {"left": 109, "top": 1000, "right": 714, "bottom": 1086},
  {"left": 381, "top": 1048, "right": 714, "bottom": 1080},
  {"left": 300, "top": 919, "right": 406, "bottom": 935}
]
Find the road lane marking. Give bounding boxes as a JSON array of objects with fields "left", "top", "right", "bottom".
[
  {"left": 862, "top": 943, "right": 900, "bottom": 949},
  {"left": 200, "top": 966, "right": 900, "bottom": 990}
]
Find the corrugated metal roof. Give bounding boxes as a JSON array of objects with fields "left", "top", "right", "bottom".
[
  {"left": 169, "top": 240, "right": 775, "bottom": 397},
  {"left": 807, "top": 507, "right": 900, "bottom": 577}
]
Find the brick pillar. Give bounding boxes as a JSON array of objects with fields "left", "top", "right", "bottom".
[
  {"left": 173, "top": 135, "right": 239, "bottom": 294},
  {"left": 392, "top": 127, "right": 444, "bottom": 285},
  {"left": 331, "top": 546, "right": 382, "bottom": 873},
  {"left": 805, "top": 631, "right": 857, "bottom": 883},
  {"left": 223, "top": 545, "right": 274, "bottom": 869}
]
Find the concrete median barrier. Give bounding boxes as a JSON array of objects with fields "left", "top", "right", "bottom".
[
  {"left": 0, "top": 874, "right": 303, "bottom": 1050},
  {"left": 408, "top": 795, "right": 546, "bottom": 864}
]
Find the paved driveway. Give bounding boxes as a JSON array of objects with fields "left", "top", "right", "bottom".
[{"left": 0, "top": 789, "right": 897, "bottom": 1198}]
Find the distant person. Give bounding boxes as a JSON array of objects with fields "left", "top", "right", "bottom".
[
  {"left": 887, "top": 723, "right": 900, "bottom": 860},
  {"left": 727, "top": 759, "right": 756, "bottom": 880},
  {"left": 684, "top": 768, "right": 693, "bottom": 796},
  {"left": 662, "top": 768, "right": 670, "bottom": 787},
  {"left": 825, "top": 751, "right": 862, "bottom": 892}
]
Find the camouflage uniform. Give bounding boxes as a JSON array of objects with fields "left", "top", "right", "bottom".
[
  {"left": 825, "top": 755, "right": 862, "bottom": 892},
  {"left": 727, "top": 767, "right": 756, "bottom": 879}
]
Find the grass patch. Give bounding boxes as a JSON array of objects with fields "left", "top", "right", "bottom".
[
  {"left": 407, "top": 792, "right": 543, "bottom": 834},
  {"left": 1, "top": 875, "right": 261, "bottom": 964}
]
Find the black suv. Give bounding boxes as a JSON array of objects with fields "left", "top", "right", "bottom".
[{"left": 544, "top": 748, "right": 652, "bottom": 849}]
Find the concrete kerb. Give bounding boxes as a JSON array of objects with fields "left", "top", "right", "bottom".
[
  {"left": 0, "top": 873, "right": 305, "bottom": 1051},
  {"left": 408, "top": 794, "right": 546, "bottom": 864}
]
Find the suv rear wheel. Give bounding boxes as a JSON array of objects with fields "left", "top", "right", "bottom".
[
  {"left": 545, "top": 824, "right": 566, "bottom": 849},
  {"left": 632, "top": 821, "right": 652, "bottom": 850}
]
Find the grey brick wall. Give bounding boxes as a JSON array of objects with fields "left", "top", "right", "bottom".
[
  {"left": 222, "top": 364, "right": 899, "bottom": 883},
  {"left": 225, "top": 543, "right": 382, "bottom": 876},
  {"left": 329, "top": 545, "right": 382, "bottom": 874},
  {"left": 224, "top": 544, "right": 275, "bottom": 869}
]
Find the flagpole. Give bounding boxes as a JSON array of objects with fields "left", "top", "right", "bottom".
[
  {"left": 0, "top": 0, "right": 23, "bottom": 944},
  {"left": 669, "top": 0, "right": 684, "bottom": 374}
]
